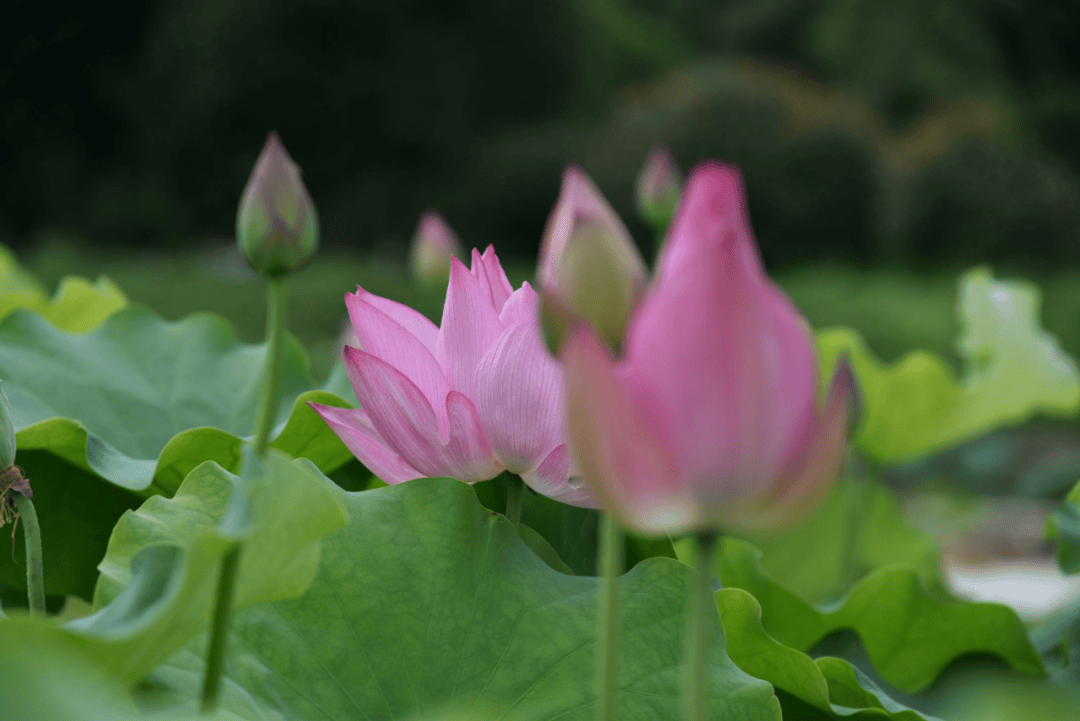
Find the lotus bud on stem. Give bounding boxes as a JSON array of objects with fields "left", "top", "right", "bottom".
[
  {"left": 560, "top": 163, "right": 861, "bottom": 720},
  {"left": 203, "top": 132, "right": 318, "bottom": 713}
]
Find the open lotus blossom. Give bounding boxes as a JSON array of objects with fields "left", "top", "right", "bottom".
[
  {"left": 562, "top": 163, "right": 859, "bottom": 536},
  {"left": 311, "top": 246, "right": 597, "bottom": 507},
  {"left": 537, "top": 166, "right": 648, "bottom": 350}
]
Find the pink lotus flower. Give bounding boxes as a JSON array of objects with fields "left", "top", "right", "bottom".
[
  {"left": 409, "top": 210, "right": 463, "bottom": 284},
  {"left": 311, "top": 247, "right": 597, "bottom": 507},
  {"left": 561, "top": 163, "right": 858, "bottom": 536},
  {"left": 537, "top": 166, "right": 648, "bottom": 349}
]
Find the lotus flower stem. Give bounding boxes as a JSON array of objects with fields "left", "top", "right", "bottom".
[
  {"left": 504, "top": 475, "right": 525, "bottom": 527},
  {"left": 597, "top": 512, "right": 624, "bottom": 721},
  {"left": 253, "top": 277, "right": 288, "bottom": 456},
  {"left": 685, "top": 532, "right": 719, "bottom": 721},
  {"left": 12, "top": 492, "right": 44, "bottom": 616},
  {"left": 200, "top": 543, "right": 240, "bottom": 712},
  {"left": 201, "top": 276, "right": 288, "bottom": 712}
]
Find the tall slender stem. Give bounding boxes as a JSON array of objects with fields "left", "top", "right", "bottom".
[
  {"left": 685, "top": 532, "right": 719, "bottom": 721},
  {"left": 201, "top": 276, "right": 288, "bottom": 713},
  {"left": 199, "top": 544, "right": 240, "bottom": 712},
  {"left": 13, "top": 492, "right": 45, "bottom": 617},
  {"left": 504, "top": 475, "right": 525, "bottom": 527},
  {"left": 597, "top": 512, "right": 624, "bottom": 721},
  {"left": 252, "top": 277, "right": 288, "bottom": 457},
  {"left": 837, "top": 450, "right": 863, "bottom": 601}
]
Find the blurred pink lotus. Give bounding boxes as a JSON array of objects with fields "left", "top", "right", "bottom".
[
  {"left": 562, "top": 163, "right": 858, "bottom": 535},
  {"left": 408, "top": 210, "right": 462, "bottom": 284},
  {"left": 312, "top": 246, "right": 597, "bottom": 507},
  {"left": 537, "top": 166, "right": 648, "bottom": 349}
]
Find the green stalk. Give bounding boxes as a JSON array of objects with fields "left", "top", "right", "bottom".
[
  {"left": 505, "top": 475, "right": 525, "bottom": 527},
  {"left": 199, "top": 544, "right": 240, "bottom": 712},
  {"left": 13, "top": 492, "right": 45, "bottom": 617},
  {"left": 685, "top": 532, "right": 719, "bottom": 721},
  {"left": 597, "top": 512, "right": 624, "bottom": 721},
  {"left": 201, "top": 276, "right": 288, "bottom": 713},
  {"left": 252, "top": 277, "right": 288, "bottom": 457}
]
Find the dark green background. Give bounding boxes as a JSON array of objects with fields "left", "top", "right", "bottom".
[{"left": 4, "top": 0, "right": 1080, "bottom": 270}]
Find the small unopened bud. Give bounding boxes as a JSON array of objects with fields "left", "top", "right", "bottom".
[
  {"left": 409, "top": 211, "right": 462, "bottom": 285},
  {"left": 237, "top": 132, "right": 319, "bottom": 278},
  {"left": 635, "top": 145, "right": 682, "bottom": 233},
  {"left": 538, "top": 167, "right": 647, "bottom": 353}
]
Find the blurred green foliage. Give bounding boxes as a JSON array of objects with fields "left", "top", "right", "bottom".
[{"left": 4, "top": 0, "right": 1080, "bottom": 269}]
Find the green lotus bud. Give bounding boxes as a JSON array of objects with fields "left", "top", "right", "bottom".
[
  {"left": 635, "top": 145, "right": 683, "bottom": 234},
  {"left": 0, "top": 382, "right": 16, "bottom": 469},
  {"left": 237, "top": 132, "right": 319, "bottom": 277},
  {"left": 538, "top": 167, "right": 647, "bottom": 353},
  {"left": 408, "top": 211, "right": 463, "bottom": 285}
]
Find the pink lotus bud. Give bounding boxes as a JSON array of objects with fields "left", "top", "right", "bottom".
[
  {"left": 635, "top": 145, "right": 682, "bottom": 232},
  {"left": 236, "top": 132, "right": 319, "bottom": 277},
  {"left": 409, "top": 211, "right": 463, "bottom": 285},
  {"left": 538, "top": 166, "right": 648, "bottom": 351},
  {"left": 310, "top": 246, "right": 597, "bottom": 508},
  {"left": 562, "top": 163, "right": 859, "bottom": 536}
]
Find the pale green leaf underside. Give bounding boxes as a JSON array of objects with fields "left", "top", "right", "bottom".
[
  {"left": 741, "top": 479, "right": 940, "bottom": 607},
  {"left": 706, "top": 538, "right": 1044, "bottom": 693},
  {"left": 818, "top": 267, "right": 1080, "bottom": 464},
  {"left": 718, "top": 588, "right": 943, "bottom": 720},
  {"left": 0, "top": 244, "right": 129, "bottom": 333}
]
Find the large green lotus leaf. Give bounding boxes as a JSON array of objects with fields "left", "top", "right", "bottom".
[
  {"left": 0, "top": 305, "right": 353, "bottom": 495},
  {"left": 71, "top": 451, "right": 348, "bottom": 683},
  {"left": 0, "top": 450, "right": 143, "bottom": 601},
  {"left": 743, "top": 479, "right": 940, "bottom": 606},
  {"left": 147, "top": 478, "right": 782, "bottom": 720},
  {"left": 0, "top": 617, "right": 164, "bottom": 721},
  {"left": 0, "top": 450, "right": 345, "bottom": 719},
  {"left": 1, "top": 244, "right": 128, "bottom": 331},
  {"left": 1048, "top": 479, "right": 1080, "bottom": 575},
  {"left": 677, "top": 538, "right": 1044, "bottom": 693},
  {"left": 818, "top": 267, "right": 1080, "bottom": 464},
  {"left": 717, "top": 588, "right": 942, "bottom": 720}
]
